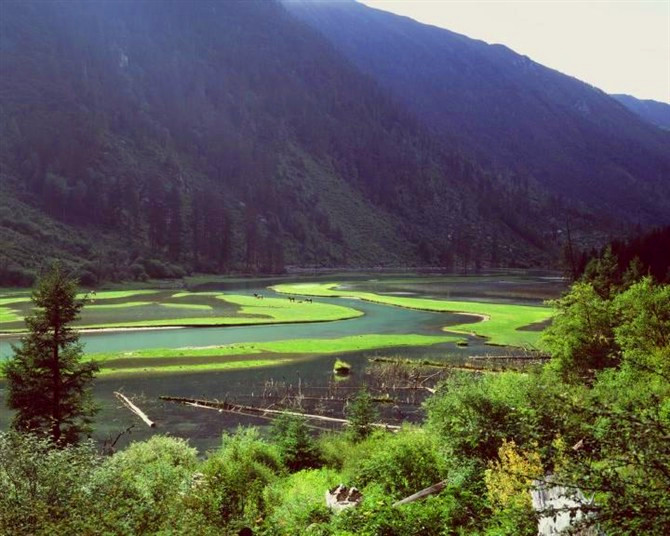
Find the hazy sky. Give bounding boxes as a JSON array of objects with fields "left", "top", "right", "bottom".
[{"left": 360, "top": 0, "right": 670, "bottom": 103}]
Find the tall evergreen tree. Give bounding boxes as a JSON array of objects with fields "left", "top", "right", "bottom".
[{"left": 2, "top": 264, "right": 98, "bottom": 445}]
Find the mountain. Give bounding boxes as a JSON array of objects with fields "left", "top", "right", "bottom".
[
  {"left": 284, "top": 0, "right": 670, "bottom": 224},
  {"left": 611, "top": 94, "right": 670, "bottom": 131},
  {"left": 0, "top": 0, "right": 576, "bottom": 285}
]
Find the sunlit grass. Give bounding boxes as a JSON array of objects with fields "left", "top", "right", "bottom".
[
  {"left": 171, "top": 291, "right": 222, "bottom": 298},
  {"left": 86, "top": 301, "right": 154, "bottom": 310},
  {"left": 0, "top": 290, "right": 363, "bottom": 330},
  {"left": 98, "top": 358, "right": 293, "bottom": 376},
  {"left": 0, "top": 307, "right": 22, "bottom": 323},
  {"left": 160, "top": 303, "right": 213, "bottom": 310},
  {"left": 0, "top": 297, "right": 31, "bottom": 306},
  {"left": 272, "top": 282, "right": 552, "bottom": 347},
  {"left": 87, "top": 333, "right": 458, "bottom": 362},
  {"left": 77, "top": 290, "right": 160, "bottom": 300}
]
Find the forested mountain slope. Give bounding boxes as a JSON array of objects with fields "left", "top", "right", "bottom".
[
  {"left": 0, "top": 0, "right": 585, "bottom": 285},
  {"left": 611, "top": 94, "right": 670, "bottom": 131},
  {"left": 285, "top": 0, "right": 670, "bottom": 224}
]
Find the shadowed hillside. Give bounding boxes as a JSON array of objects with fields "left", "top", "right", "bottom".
[
  {"left": 0, "top": 0, "right": 587, "bottom": 285},
  {"left": 285, "top": 0, "right": 670, "bottom": 223}
]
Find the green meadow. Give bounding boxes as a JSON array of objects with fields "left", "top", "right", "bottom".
[
  {"left": 98, "top": 358, "right": 293, "bottom": 376},
  {"left": 0, "top": 289, "right": 362, "bottom": 332},
  {"left": 85, "top": 333, "right": 458, "bottom": 375},
  {"left": 272, "top": 282, "right": 553, "bottom": 347},
  {"left": 88, "top": 333, "right": 458, "bottom": 362}
]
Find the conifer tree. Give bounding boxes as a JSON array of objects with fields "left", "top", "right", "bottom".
[{"left": 2, "top": 264, "right": 98, "bottom": 445}]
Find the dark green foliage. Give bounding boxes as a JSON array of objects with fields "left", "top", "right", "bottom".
[
  {"left": 426, "top": 372, "right": 548, "bottom": 466},
  {"left": 541, "top": 282, "right": 619, "bottom": 382},
  {"left": 346, "top": 389, "right": 379, "bottom": 441},
  {"left": 193, "top": 428, "right": 282, "bottom": 532},
  {"left": 0, "top": 432, "right": 99, "bottom": 536},
  {"left": 577, "top": 225, "right": 670, "bottom": 284},
  {"left": 87, "top": 435, "right": 200, "bottom": 534},
  {"left": 271, "top": 413, "right": 322, "bottom": 471},
  {"left": 0, "top": 0, "right": 583, "bottom": 285},
  {"left": 2, "top": 264, "right": 98, "bottom": 444},
  {"left": 344, "top": 428, "right": 447, "bottom": 498}
]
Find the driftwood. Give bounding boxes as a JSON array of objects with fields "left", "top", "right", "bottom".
[
  {"left": 468, "top": 354, "right": 550, "bottom": 361},
  {"left": 160, "top": 395, "right": 400, "bottom": 430},
  {"left": 393, "top": 480, "right": 448, "bottom": 507},
  {"left": 115, "top": 392, "right": 155, "bottom": 428}
]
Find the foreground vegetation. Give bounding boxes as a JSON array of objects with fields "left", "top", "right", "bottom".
[
  {"left": 273, "top": 282, "right": 552, "bottom": 346},
  {"left": 1, "top": 255, "right": 668, "bottom": 535}
]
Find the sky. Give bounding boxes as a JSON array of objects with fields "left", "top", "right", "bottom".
[{"left": 360, "top": 0, "right": 670, "bottom": 103}]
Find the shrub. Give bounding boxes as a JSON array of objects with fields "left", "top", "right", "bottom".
[
  {"left": 0, "top": 431, "right": 99, "bottom": 535},
  {"left": 271, "top": 413, "right": 322, "bottom": 471},
  {"left": 343, "top": 427, "right": 448, "bottom": 499},
  {"left": 328, "top": 483, "right": 456, "bottom": 536},
  {"left": 345, "top": 389, "right": 379, "bottom": 441},
  {"left": 425, "top": 372, "right": 542, "bottom": 466},
  {"left": 191, "top": 428, "right": 282, "bottom": 532},
  {"left": 86, "top": 435, "right": 198, "bottom": 534},
  {"left": 262, "top": 468, "right": 341, "bottom": 535}
]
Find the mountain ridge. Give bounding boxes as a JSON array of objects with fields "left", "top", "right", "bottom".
[
  {"left": 611, "top": 94, "right": 670, "bottom": 131},
  {"left": 284, "top": 0, "right": 670, "bottom": 224}
]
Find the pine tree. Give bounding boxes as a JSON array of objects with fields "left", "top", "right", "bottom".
[{"left": 2, "top": 264, "right": 98, "bottom": 445}]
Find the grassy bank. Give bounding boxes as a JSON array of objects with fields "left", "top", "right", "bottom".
[
  {"left": 0, "top": 290, "right": 364, "bottom": 332},
  {"left": 272, "top": 282, "right": 552, "bottom": 347},
  {"left": 88, "top": 333, "right": 458, "bottom": 365}
]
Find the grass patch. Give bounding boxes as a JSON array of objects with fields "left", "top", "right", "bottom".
[
  {"left": 2, "top": 291, "right": 362, "bottom": 331},
  {"left": 86, "top": 301, "right": 154, "bottom": 310},
  {"left": 171, "top": 291, "right": 222, "bottom": 298},
  {"left": 272, "top": 282, "right": 553, "bottom": 347},
  {"left": 218, "top": 294, "right": 363, "bottom": 323},
  {"left": 86, "top": 333, "right": 458, "bottom": 362},
  {"left": 0, "top": 307, "right": 22, "bottom": 323},
  {"left": 77, "top": 290, "right": 160, "bottom": 300},
  {"left": 0, "top": 297, "right": 31, "bottom": 306},
  {"left": 333, "top": 358, "right": 352, "bottom": 375},
  {"left": 98, "top": 358, "right": 292, "bottom": 376}
]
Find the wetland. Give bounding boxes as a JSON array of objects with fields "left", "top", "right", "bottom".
[{"left": 0, "top": 272, "right": 564, "bottom": 450}]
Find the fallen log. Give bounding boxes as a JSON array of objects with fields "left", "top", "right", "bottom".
[
  {"left": 115, "top": 392, "right": 155, "bottom": 428},
  {"left": 160, "top": 395, "right": 400, "bottom": 430},
  {"left": 468, "top": 354, "right": 550, "bottom": 361},
  {"left": 393, "top": 480, "right": 448, "bottom": 507}
]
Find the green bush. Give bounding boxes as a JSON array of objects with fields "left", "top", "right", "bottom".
[
  {"left": 262, "top": 468, "right": 341, "bottom": 535},
  {"left": 425, "top": 372, "right": 543, "bottom": 466},
  {"left": 271, "top": 413, "right": 322, "bottom": 471},
  {"left": 0, "top": 431, "right": 99, "bottom": 536},
  {"left": 345, "top": 389, "right": 379, "bottom": 441},
  {"left": 328, "top": 483, "right": 456, "bottom": 536},
  {"left": 191, "top": 428, "right": 282, "bottom": 532},
  {"left": 343, "top": 427, "right": 448, "bottom": 499},
  {"left": 86, "top": 435, "right": 198, "bottom": 534}
]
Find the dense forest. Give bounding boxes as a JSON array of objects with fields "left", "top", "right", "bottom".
[
  {"left": 568, "top": 225, "right": 670, "bottom": 284},
  {"left": 0, "top": 0, "right": 636, "bottom": 286}
]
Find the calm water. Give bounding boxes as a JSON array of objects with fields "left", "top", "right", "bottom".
[{"left": 0, "top": 273, "right": 563, "bottom": 451}]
